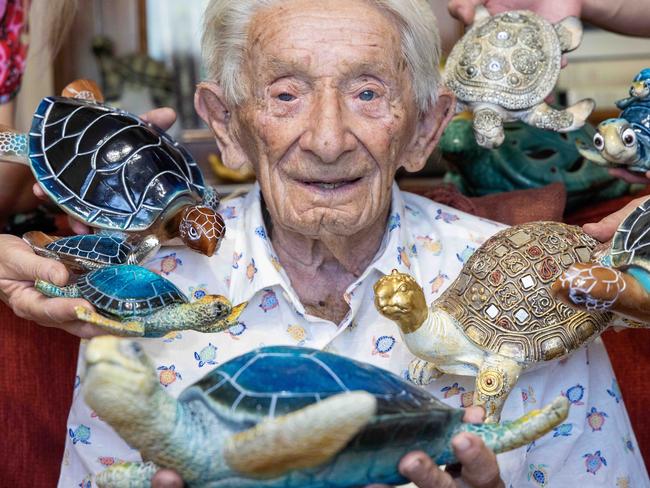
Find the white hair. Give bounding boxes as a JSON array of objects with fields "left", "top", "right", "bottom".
[{"left": 201, "top": 0, "right": 441, "bottom": 113}]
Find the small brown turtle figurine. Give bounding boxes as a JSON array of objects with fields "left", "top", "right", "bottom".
[{"left": 374, "top": 218, "right": 649, "bottom": 422}]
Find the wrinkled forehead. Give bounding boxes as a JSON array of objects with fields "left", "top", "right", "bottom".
[{"left": 245, "top": 0, "right": 406, "bottom": 82}]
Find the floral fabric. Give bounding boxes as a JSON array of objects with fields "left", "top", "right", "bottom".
[
  {"left": 58, "top": 184, "right": 649, "bottom": 487},
  {"left": 0, "top": 0, "right": 26, "bottom": 104}
]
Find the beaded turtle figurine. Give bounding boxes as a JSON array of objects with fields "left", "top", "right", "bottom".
[
  {"left": 0, "top": 80, "right": 225, "bottom": 272},
  {"left": 444, "top": 7, "right": 594, "bottom": 148},
  {"left": 85, "top": 338, "right": 569, "bottom": 488},
  {"left": 577, "top": 70, "right": 650, "bottom": 173},
  {"left": 375, "top": 201, "right": 650, "bottom": 422},
  {"left": 36, "top": 264, "right": 246, "bottom": 337}
]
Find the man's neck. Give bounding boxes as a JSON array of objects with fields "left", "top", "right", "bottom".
[{"left": 266, "top": 205, "right": 390, "bottom": 324}]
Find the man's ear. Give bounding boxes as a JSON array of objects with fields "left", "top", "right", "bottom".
[
  {"left": 195, "top": 82, "right": 249, "bottom": 170},
  {"left": 402, "top": 88, "right": 456, "bottom": 173}
]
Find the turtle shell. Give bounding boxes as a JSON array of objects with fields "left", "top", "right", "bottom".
[
  {"left": 611, "top": 197, "right": 650, "bottom": 272},
  {"left": 46, "top": 234, "right": 132, "bottom": 265},
  {"left": 436, "top": 222, "right": 611, "bottom": 362},
  {"left": 77, "top": 265, "right": 187, "bottom": 318},
  {"left": 28, "top": 96, "right": 206, "bottom": 231},
  {"left": 444, "top": 10, "right": 561, "bottom": 110},
  {"left": 180, "top": 346, "right": 463, "bottom": 446}
]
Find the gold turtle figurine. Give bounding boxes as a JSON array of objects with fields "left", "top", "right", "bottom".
[{"left": 374, "top": 220, "right": 648, "bottom": 422}]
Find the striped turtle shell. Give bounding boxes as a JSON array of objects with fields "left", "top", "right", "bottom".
[
  {"left": 29, "top": 97, "right": 206, "bottom": 231},
  {"left": 45, "top": 234, "right": 132, "bottom": 266},
  {"left": 181, "top": 346, "right": 463, "bottom": 441},
  {"left": 76, "top": 265, "right": 187, "bottom": 318}
]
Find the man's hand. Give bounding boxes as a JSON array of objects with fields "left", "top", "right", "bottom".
[
  {"left": 448, "top": 0, "right": 582, "bottom": 24},
  {"left": 582, "top": 195, "right": 648, "bottom": 242},
  {"left": 367, "top": 406, "right": 504, "bottom": 488},
  {"left": 0, "top": 234, "right": 104, "bottom": 337}
]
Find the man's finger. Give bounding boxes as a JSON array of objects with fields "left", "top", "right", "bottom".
[
  {"left": 453, "top": 433, "right": 504, "bottom": 488},
  {"left": 398, "top": 451, "right": 455, "bottom": 488},
  {"left": 1, "top": 239, "right": 68, "bottom": 284},
  {"left": 140, "top": 107, "right": 177, "bottom": 131},
  {"left": 448, "top": 0, "right": 484, "bottom": 24},
  {"left": 583, "top": 196, "right": 647, "bottom": 242},
  {"left": 32, "top": 182, "right": 48, "bottom": 201},
  {"left": 608, "top": 168, "right": 650, "bottom": 184},
  {"left": 462, "top": 405, "right": 486, "bottom": 423},
  {"left": 152, "top": 469, "right": 184, "bottom": 488}
]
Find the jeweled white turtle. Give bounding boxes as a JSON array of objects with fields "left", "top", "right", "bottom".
[{"left": 444, "top": 8, "right": 595, "bottom": 148}]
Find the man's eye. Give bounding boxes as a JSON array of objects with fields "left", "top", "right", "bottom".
[
  {"left": 277, "top": 92, "right": 296, "bottom": 102},
  {"left": 359, "top": 90, "right": 376, "bottom": 101}
]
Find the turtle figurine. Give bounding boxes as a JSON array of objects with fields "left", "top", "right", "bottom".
[
  {"left": 444, "top": 7, "right": 595, "bottom": 148},
  {"left": 35, "top": 264, "right": 246, "bottom": 337},
  {"left": 553, "top": 196, "right": 650, "bottom": 323},
  {"left": 577, "top": 70, "right": 650, "bottom": 173},
  {"left": 85, "top": 338, "right": 569, "bottom": 488},
  {"left": 375, "top": 207, "right": 650, "bottom": 422},
  {"left": 0, "top": 79, "right": 225, "bottom": 272}
]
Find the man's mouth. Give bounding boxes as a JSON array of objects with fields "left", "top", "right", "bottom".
[{"left": 298, "top": 177, "right": 363, "bottom": 190}]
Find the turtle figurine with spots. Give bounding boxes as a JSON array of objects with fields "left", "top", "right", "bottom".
[
  {"left": 577, "top": 70, "right": 650, "bottom": 173},
  {"left": 552, "top": 196, "right": 650, "bottom": 323},
  {"left": 375, "top": 211, "right": 650, "bottom": 422},
  {"left": 444, "top": 7, "right": 595, "bottom": 148},
  {"left": 35, "top": 264, "right": 247, "bottom": 337},
  {"left": 85, "top": 337, "right": 569, "bottom": 488},
  {"left": 0, "top": 79, "right": 225, "bottom": 273}
]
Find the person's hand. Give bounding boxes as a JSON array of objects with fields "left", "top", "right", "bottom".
[
  {"left": 367, "top": 406, "right": 503, "bottom": 488},
  {"left": 31, "top": 107, "right": 178, "bottom": 234},
  {"left": 448, "top": 0, "right": 582, "bottom": 25},
  {"left": 0, "top": 234, "right": 104, "bottom": 337},
  {"left": 148, "top": 406, "right": 502, "bottom": 488},
  {"left": 582, "top": 195, "right": 648, "bottom": 242},
  {"left": 608, "top": 168, "right": 650, "bottom": 185}
]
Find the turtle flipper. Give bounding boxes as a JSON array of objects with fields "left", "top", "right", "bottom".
[
  {"left": 473, "top": 356, "right": 522, "bottom": 423},
  {"left": 616, "top": 97, "right": 634, "bottom": 110},
  {"left": 75, "top": 306, "right": 145, "bottom": 336},
  {"left": 523, "top": 100, "right": 595, "bottom": 132},
  {"left": 408, "top": 358, "right": 443, "bottom": 385},
  {"left": 436, "top": 396, "right": 569, "bottom": 465},
  {"left": 551, "top": 263, "right": 650, "bottom": 323},
  {"left": 223, "top": 391, "right": 376, "bottom": 478},
  {"left": 576, "top": 138, "right": 609, "bottom": 165},
  {"left": 0, "top": 126, "right": 29, "bottom": 165},
  {"left": 96, "top": 460, "right": 158, "bottom": 488},
  {"left": 202, "top": 301, "right": 247, "bottom": 333},
  {"left": 35, "top": 280, "right": 81, "bottom": 298}
]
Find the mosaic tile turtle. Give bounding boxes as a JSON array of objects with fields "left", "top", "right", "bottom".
[
  {"left": 35, "top": 264, "right": 246, "bottom": 337},
  {"left": 444, "top": 7, "right": 594, "bottom": 148},
  {"left": 84, "top": 338, "right": 569, "bottom": 488},
  {"left": 0, "top": 80, "right": 225, "bottom": 272},
  {"left": 375, "top": 206, "right": 650, "bottom": 422},
  {"left": 577, "top": 70, "right": 650, "bottom": 173}
]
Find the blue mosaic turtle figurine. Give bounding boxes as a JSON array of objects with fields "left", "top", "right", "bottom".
[
  {"left": 577, "top": 70, "right": 650, "bottom": 173},
  {"left": 35, "top": 264, "right": 246, "bottom": 337},
  {"left": 84, "top": 338, "right": 569, "bottom": 488},
  {"left": 0, "top": 80, "right": 225, "bottom": 272},
  {"left": 616, "top": 68, "right": 650, "bottom": 110}
]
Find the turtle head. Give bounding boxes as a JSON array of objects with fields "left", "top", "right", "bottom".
[
  {"left": 179, "top": 205, "right": 226, "bottom": 257},
  {"left": 592, "top": 119, "right": 641, "bottom": 166},
  {"left": 83, "top": 336, "right": 159, "bottom": 422},
  {"left": 630, "top": 68, "right": 650, "bottom": 98},
  {"left": 373, "top": 269, "right": 428, "bottom": 334}
]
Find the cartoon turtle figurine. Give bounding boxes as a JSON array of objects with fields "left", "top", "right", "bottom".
[
  {"left": 616, "top": 68, "right": 650, "bottom": 110},
  {"left": 577, "top": 71, "right": 650, "bottom": 173},
  {"left": 84, "top": 338, "right": 569, "bottom": 488},
  {"left": 375, "top": 217, "right": 650, "bottom": 422},
  {"left": 0, "top": 79, "right": 226, "bottom": 272},
  {"left": 35, "top": 264, "right": 246, "bottom": 337},
  {"left": 553, "top": 197, "right": 650, "bottom": 323},
  {"left": 444, "top": 7, "right": 594, "bottom": 148}
]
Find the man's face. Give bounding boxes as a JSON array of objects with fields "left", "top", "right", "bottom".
[{"left": 223, "top": 0, "right": 439, "bottom": 238}]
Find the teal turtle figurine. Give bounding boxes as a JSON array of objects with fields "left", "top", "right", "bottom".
[
  {"left": 84, "top": 338, "right": 569, "bottom": 488},
  {"left": 0, "top": 80, "right": 225, "bottom": 272},
  {"left": 439, "top": 116, "right": 629, "bottom": 211},
  {"left": 35, "top": 264, "right": 246, "bottom": 337},
  {"left": 444, "top": 7, "right": 594, "bottom": 148},
  {"left": 577, "top": 70, "right": 650, "bottom": 173}
]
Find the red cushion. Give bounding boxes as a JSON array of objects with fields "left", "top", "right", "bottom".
[{"left": 0, "top": 302, "right": 78, "bottom": 487}]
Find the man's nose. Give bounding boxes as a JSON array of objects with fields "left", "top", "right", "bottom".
[{"left": 299, "top": 89, "right": 356, "bottom": 163}]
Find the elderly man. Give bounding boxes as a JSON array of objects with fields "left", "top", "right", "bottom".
[{"left": 0, "top": 0, "right": 648, "bottom": 486}]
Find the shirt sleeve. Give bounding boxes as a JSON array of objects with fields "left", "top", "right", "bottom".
[{"left": 0, "top": 0, "right": 27, "bottom": 104}]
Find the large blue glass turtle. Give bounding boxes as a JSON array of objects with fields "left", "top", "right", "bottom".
[
  {"left": 0, "top": 80, "right": 225, "bottom": 271},
  {"left": 84, "top": 339, "right": 569, "bottom": 488},
  {"left": 36, "top": 264, "right": 246, "bottom": 337},
  {"left": 577, "top": 69, "right": 650, "bottom": 173}
]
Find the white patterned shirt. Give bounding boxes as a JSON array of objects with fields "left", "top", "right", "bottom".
[{"left": 59, "top": 183, "right": 649, "bottom": 488}]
